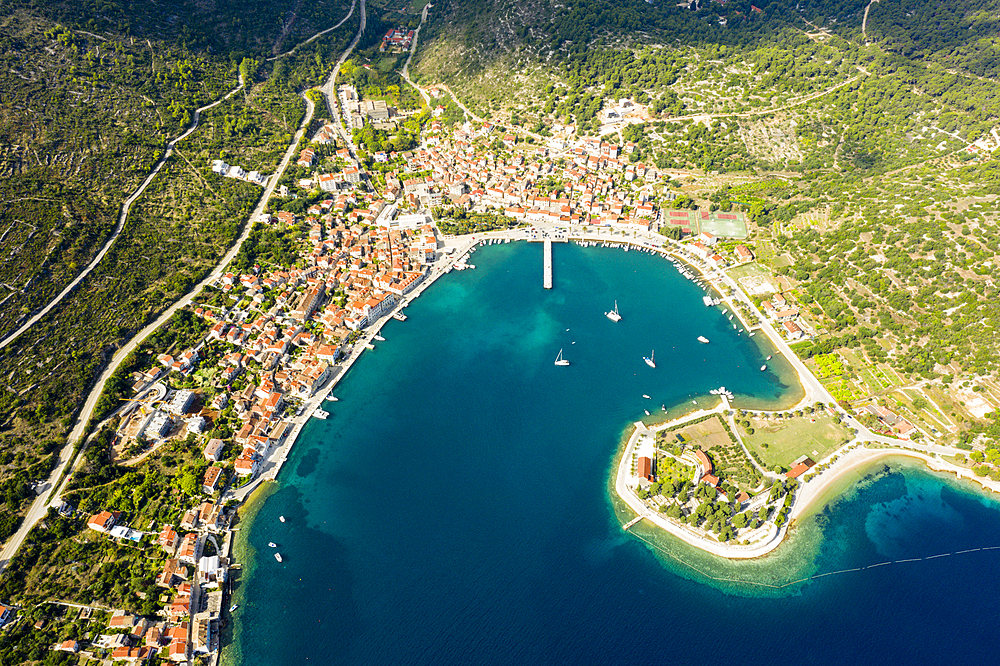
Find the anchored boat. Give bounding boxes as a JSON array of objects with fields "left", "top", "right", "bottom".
[
  {"left": 605, "top": 300, "right": 622, "bottom": 322},
  {"left": 555, "top": 349, "right": 570, "bottom": 366}
]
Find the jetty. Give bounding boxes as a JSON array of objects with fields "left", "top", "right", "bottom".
[
  {"left": 622, "top": 516, "right": 644, "bottom": 530},
  {"left": 543, "top": 239, "right": 553, "bottom": 289}
]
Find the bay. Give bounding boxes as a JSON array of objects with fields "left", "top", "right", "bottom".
[{"left": 224, "top": 241, "right": 1000, "bottom": 666}]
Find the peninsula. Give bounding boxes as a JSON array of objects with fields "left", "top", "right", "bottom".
[{"left": 612, "top": 242, "right": 995, "bottom": 557}]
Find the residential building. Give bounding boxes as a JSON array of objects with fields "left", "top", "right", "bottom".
[
  {"left": 87, "top": 510, "right": 121, "bottom": 534},
  {"left": 203, "top": 466, "right": 223, "bottom": 495},
  {"left": 203, "top": 438, "right": 225, "bottom": 462}
]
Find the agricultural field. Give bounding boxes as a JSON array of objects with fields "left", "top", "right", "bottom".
[
  {"left": 888, "top": 388, "right": 956, "bottom": 436},
  {"left": 805, "top": 352, "right": 866, "bottom": 402},
  {"left": 737, "top": 412, "right": 853, "bottom": 470},
  {"left": 839, "top": 349, "right": 898, "bottom": 395}
]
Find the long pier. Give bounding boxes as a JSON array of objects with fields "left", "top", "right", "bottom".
[{"left": 543, "top": 239, "right": 553, "bottom": 289}]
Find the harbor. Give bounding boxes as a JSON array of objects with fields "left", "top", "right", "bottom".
[{"left": 229, "top": 221, "right": 812, "bottom": 535}]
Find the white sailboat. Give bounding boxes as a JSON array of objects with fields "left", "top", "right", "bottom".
[
  {"left": 555, "top": 349, "right": 570, "bottom": 366},
  {"left": 605, "top": 300, "right": 622, "bottom": 322},
  {"left": 644, "top": 350, "right": 655, "bottom": 368}
]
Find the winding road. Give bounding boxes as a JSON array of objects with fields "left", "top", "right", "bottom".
[
  {"left": 267, "top": 0, "right": 358, "bottom": 61},
  {"left": 0, "top": 2, "right": 365, "bottom": 576},
  {"left": 862, "top": 0, "right": 880, "bottom": 42},
  {"left": 321, "top": 0, "right": 367, "bottom": 162},
  {"left": 0, "top": 75, "right": 246, "bottom": 352},
  {"left": 400, "top": 3, "right": 433, "bottom": 107}
]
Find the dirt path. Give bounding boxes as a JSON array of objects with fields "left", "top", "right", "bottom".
[
  {"left": 664, "top": 73, "right": 865, "bottom": 126},
  {"left": 0, "top": 72, "right": 246, "bottom": 353},
  {"left": 268, "top": 0, "right": 358, "bottom": 61},
  {"left": 0, "top": 0, "right": 365, "bottom": 576},
  {"left": 862, "top": 0, "right": 880, "bottom": 42}
]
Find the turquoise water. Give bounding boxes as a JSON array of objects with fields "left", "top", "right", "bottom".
[{"left": 226, "top": 242, "right": 1000, "bottom": 665}]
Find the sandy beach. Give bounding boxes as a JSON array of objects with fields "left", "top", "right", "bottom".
[{"left": 791, "top": 444, "right": 1000, "bottom": 520}]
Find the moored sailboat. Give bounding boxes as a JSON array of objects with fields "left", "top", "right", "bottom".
[
  {"left": 605, "top": 300, "right": 622, "bottom": 322},
  {"left": 555, "top": 349, "right": 570, "bottom": 366}
]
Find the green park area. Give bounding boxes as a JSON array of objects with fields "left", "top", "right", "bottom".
[
  {"left": 654, "top": 453, "right": 694, "bottom": 488},
  {"left": 657, "top": 415, "right": 763, "bottom": 492},
  {"left": 736, "top": 412, "right": 853, "bottom": 471}
]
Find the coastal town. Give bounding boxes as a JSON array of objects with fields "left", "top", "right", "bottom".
[{"left": 0, "top": 24, "right": 996, "bottom": 665}]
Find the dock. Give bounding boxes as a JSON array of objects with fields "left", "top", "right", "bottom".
[
  {"left": 623, "top": 516, "right": 644, "bottom": 530},
  {"left": 543, "top": 239, "right": 552, "bottom": 289}
]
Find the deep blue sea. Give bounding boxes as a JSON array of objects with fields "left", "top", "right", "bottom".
[{"left": 225, "top": 242, "right": 1000, "bottom": 666}]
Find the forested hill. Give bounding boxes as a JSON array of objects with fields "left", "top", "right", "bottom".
[
  {"left": 9, "top": 0, "right": 341, "bottom": 58},
  {"left": 417, "top": 0, "right": 1000, "bottom": 78},
  {"left": 420, "top": 0, "right": 785, "bottom": 63}
]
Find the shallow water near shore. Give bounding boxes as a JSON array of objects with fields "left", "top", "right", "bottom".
[{"left": 224, "top": 242, "right": 1000, "bottom": 665}]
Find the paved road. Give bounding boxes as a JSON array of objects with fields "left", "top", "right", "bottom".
[
  {"left": 321, "top": 0, "right": 366, "bottom": 162},
  {"left": 400, "top": 3, "right": 432, "bottom": 106},
  {"left": 0, "top": 75, "right": 246, "bottom": 353},
  {"left": 0, "top": 85, "right": 317, "bottom": 580},
  {"left": 267, "top": 0, "right": 358, "bottom": 61},
  {"left": 0, "top": 0, "right": 368, "bottom": 578}
]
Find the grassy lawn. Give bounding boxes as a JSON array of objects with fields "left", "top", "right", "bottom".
[
  {"left": 727, "top": 262, "right": 774, "bottom": 282},
  {"left": 738, "top": 413, "right": 852, "bottom": 469}
]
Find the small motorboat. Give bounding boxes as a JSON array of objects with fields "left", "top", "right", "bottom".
[
  {"left": 279, "top": 516, "right": 286, "bottom": 523},
  {"left": 268, "top": 542, "right": 277, "bottom": 548},
  {"left": 274, "top": 552, "right": 283, "bottom": 563}
]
